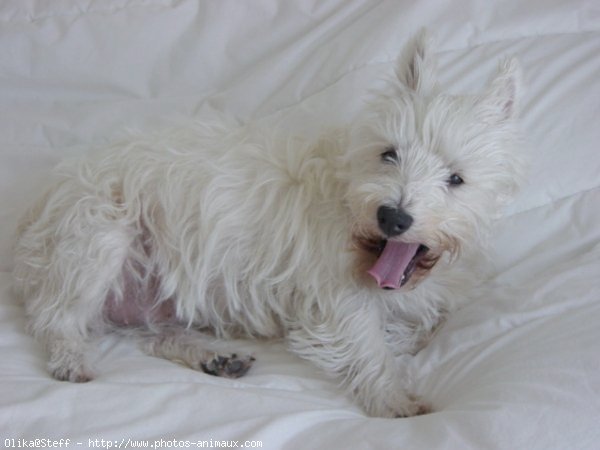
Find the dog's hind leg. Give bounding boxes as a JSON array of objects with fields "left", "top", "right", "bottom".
[
  {"left": 137, "top": 326, "right": 255, "bottom": 379},
  {"left": 38, "top": 225, "right": 131, "bottom": 382},
  {"left": 45, "top": 335, "right": 95, "bottom": 382},
  {"left": 14, "top": 191, "right": 134, "bottom": 382}
]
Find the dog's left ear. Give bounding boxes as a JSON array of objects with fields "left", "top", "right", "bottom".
[
  {"left": 395, "top": 29, "right": 438, "bottom": 95},
  {"left": 478, "top": 58, "right": 522, "bottom": 124}
]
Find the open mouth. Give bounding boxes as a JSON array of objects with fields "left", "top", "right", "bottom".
[{"left": 360, "top": 238, "right": 429, "bottom": 289}]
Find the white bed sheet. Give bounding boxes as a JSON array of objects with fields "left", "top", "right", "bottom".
[{"left": 1, "top": 1, "right": 599, "bottom": 449}]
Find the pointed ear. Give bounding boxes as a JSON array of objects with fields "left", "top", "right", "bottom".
[
  {"left": 395, "top": 29, "right": 437, "bottom": 95},
  {"left": 479, "top": 58, "right": 522, "bottom": 123}
]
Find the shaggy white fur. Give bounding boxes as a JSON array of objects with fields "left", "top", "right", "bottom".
[{"left": 12, "top": 32, "right": 524, "bottom": 417}]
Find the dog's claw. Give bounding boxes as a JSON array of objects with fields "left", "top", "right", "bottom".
[
  {"left": 201, "top": 354, "right": 255, "bottom": 379},
  {"left": 396, "top": 400, "right": 432, "bottom": 418},
  {"left": 51, "top": 366, "right": 93, "bottom": 383}
]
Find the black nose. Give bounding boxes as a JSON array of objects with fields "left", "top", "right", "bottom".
[{"left": 377, "top": 205, "right": 413, "bottom": 237}]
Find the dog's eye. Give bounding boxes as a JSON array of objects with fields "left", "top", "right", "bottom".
[
  {"left": 448, "top": 173, "right": 464, "bottom": 186},
  {"left": 380, "top": 147, "right": 399, "bottom": 164}
]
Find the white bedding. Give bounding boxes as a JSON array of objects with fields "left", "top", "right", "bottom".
[{"left": 1, "top": 1, "right": 599, "bottom": 448}]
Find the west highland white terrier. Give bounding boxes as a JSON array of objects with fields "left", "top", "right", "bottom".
[{"left": 12, "top": 32, "right": 524, "bottom": 417}]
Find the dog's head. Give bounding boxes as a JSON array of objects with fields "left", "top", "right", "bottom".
[{"left": 345, "top": 31, "right": 525, "bottom": 290}]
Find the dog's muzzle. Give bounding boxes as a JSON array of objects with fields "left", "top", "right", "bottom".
[{"left": 364, "top": 205, "right": 430, "bottom": 290}]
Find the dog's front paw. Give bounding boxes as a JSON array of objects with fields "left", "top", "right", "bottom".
[
  {"left": 366, "top": 393, "right": 432, "bottom": 418},
  {"left": 395, "top": 398, "right": 432, "bottom": 418},
  {"left": 200, "top": 353, "right": 255, "bottom": 379}
]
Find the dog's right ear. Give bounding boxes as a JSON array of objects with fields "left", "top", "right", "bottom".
[
  {"left": 395, "top": 29, "right": 438, "bottom": 95},
  {"left": 478, "top": 58, "right": 522, "bottom": 124}
]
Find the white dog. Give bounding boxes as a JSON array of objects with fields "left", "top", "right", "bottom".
[{"left": 12, "top": 32, "right": 524, "bottom": 418}]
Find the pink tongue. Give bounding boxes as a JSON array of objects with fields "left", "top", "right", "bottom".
[{"left": 367, "top": 241, "right": 420, "bottom": 289}]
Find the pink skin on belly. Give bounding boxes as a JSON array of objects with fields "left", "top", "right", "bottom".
[
  {"left": 105, "top": 294, "right": 176, "bottom": 326},
  {"left": 104, "top": 268, "right": 177, "bottom": 326}
]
